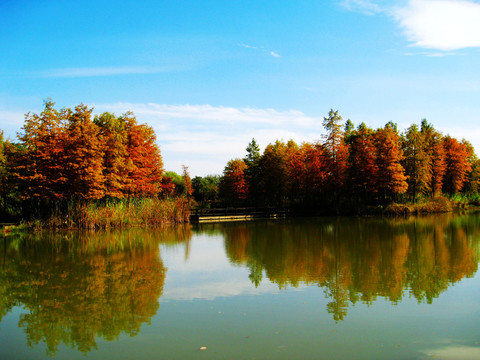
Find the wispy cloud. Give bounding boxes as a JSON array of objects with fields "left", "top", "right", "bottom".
[
  {"left": 93, "top": 102, "right": 321, "bottom": 175},
  {"left": 0, "top": 109, "right": 27, "bottom": 139},
  {"left": 394, "top": 0, "right": 480, "bottom": 51},
  {"left": 239, "top": 43, "right": 281, "bottom": 58},
  {"left": 35, "top": 65, "right": 179, "bottom": 78},
  {"left": 339, "top": 0, "right": 383, "bottom": 14}
]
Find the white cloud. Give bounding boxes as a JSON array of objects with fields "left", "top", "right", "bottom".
[
  {"left": 162, "top": 278, "right": 280, "bottom": 301},
  {"left": 270, "top": 51, "right": 281, "bottom": 58},
  {"left": 341, "top": 0, "right": 480, "bottom": 51},
  {"left": 35, "top": 65, "right": 179, "bottom": 78},
  {"left": 394, "top": 0, "right": 480, "bottom": 51}
]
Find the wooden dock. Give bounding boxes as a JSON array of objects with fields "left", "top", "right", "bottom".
[{"left": 190, "top": 207, "right": 290, "bottom": 223}]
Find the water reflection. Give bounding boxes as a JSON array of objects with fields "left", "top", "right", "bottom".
[
  {"left": 0, "top": 226, "right": 191, "bottom": 356},
  {"left": 1, "top": 215, "right": 480, "bottom": 357},
  {"left": 198, "top": 215, "right": 480, "bottom": 321}
]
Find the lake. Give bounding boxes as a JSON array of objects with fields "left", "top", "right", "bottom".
[{"left": 1, "top": 214, "right": 480, "bottom": 359}]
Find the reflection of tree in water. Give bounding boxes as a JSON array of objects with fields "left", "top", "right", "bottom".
[
  {"left": 221, "top": 215, "right": 480, "bottom": 321},
  {"left": 0, "top": 226, "right": 192, "bottom": 356}
]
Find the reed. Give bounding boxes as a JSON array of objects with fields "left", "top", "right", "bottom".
[
  {"left": 42, "top": 197, "right": 191, "bottom": 230},
  {"left": 384, "top": 195, "right": 453, "bottom": 216}
]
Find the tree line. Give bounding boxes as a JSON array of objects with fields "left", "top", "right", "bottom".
[
  {"left": 2, "top": 103, "right": 478, "bottom": 221},
  {"left": 195, "top": 110, "right": 478, "bottom": 213},
  {"left": 0, "top": 100, "right": 191, "bottom": 222}
]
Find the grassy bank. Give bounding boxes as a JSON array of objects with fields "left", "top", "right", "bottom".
[
  {"left": 11, "top": 197, "right": 191, "bottom": 231},
  {"left": 382, "top": 195, "right": 480, "bottom": 216}
]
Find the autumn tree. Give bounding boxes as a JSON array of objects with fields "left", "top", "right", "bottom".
[
  {"left": 421, "top": 120, "right": 446, "bottom": 196},
  {"left": 402, "top": 123, "right": 432, "bottom": 201},
  {"left": 375, "top": 123, "right": 408, "bottom": 200},
  {"left": 259, "top": 140, "right": 298, "bottom": 206},
  {"left": 442, "top": 136, "right": 473, "bottom": 194},
  {"left": 124, "top": 113, "right": 164, "bottom": 198},
  {"left": 94, "top": 112, "right": 130, "bottom": 199},
  {"left": 220, "top": 158, "right": 249, "bottom": 206},
  {"left": 182, "top": 165, "right": 193, "bottom": 199},
  {"left": 294, "top": 142, "right": 328, "bottom": 206},
  {"left": 0, "top": 130, "right": 7, "bottom": 217},
  {"left": 346, "top": 123, "right": 379, "bottom": 203},
  {"left": 64, "top": 104, "right": 105, "bottom": 200},
  {"left": 15, "top": 100, "right": 70, "bottom": 202}
]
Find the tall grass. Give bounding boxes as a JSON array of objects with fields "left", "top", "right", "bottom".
[
  {"left": 384, "top": 195, "right": 453, "bottom": 216},
  {"left": 44, "top": 197, "right": 190, "bottom": 230}
]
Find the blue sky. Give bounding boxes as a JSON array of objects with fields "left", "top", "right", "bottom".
[{"left": 2, "top": 0, "right": 480, "bottom": 176}]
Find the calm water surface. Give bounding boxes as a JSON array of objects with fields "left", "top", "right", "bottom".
[{"left": 1, "top": 215, "right": 480, "bottom": 359}]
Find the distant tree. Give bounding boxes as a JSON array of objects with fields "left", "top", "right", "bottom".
[
  {"left": 182, "top": 165, "right": 193, "bottom": 199},
  {"left": 0, "top": 130, "right": 7, "bottom": 217},
  {"left": 220, "top": 159, "right": 248, "bottom": 206},
  {"left": 164, "top": 171, "right": 184, "bottom": 195},
  {"left": 322, "top": 109, "right": 348, "bottom": 207},
  {"left": 243, "top": 138, "right": 262, "bottom": 205},
  {"left": 192, "top": 175, "right": 221, "bottom": 205}
]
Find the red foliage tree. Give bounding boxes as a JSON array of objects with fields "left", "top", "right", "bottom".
[
  {"left": 124, "top": 114, "right": 164, "bottom": 198},
  {"left": 220, "top": 159, "right": 248, "bottom": 205}
]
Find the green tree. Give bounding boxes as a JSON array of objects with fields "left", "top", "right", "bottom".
[
  {"left": 322, "top": 109, "right": 348, "bottom": 207},
  {"left": 192, "top": 175, "right": 221, "bottom": 206},
  {"left": 243, "top": 138, "right": 262, "bottom": 205}
]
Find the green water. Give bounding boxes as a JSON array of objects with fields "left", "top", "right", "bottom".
[{"left": 1, "top": 214, "right": 480, "bottom": 359}]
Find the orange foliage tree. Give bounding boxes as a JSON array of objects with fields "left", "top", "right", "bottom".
[
  {"left": 124, "top": 114, "right": 164, "bottom": 198},
  {"left": 442, "top": 136, "right": 472, "bottom": 194},
  {"left": 375, "top": 123, "right": 408, "bottom": 200},
  {"left": 64, "top": 104, "right": 105, "bottom": 200},
  {"left": 259, "top": 140, "right": 298, "bottom": 206},
  {"left": 5, "top": 100, "right": 167, "bottom": 219},
  {"left": 220, "top": 158, "right": 249, "bottom": 205},
  {"left": 346, "top": 122, "right": 379, "bottom": 202}
]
